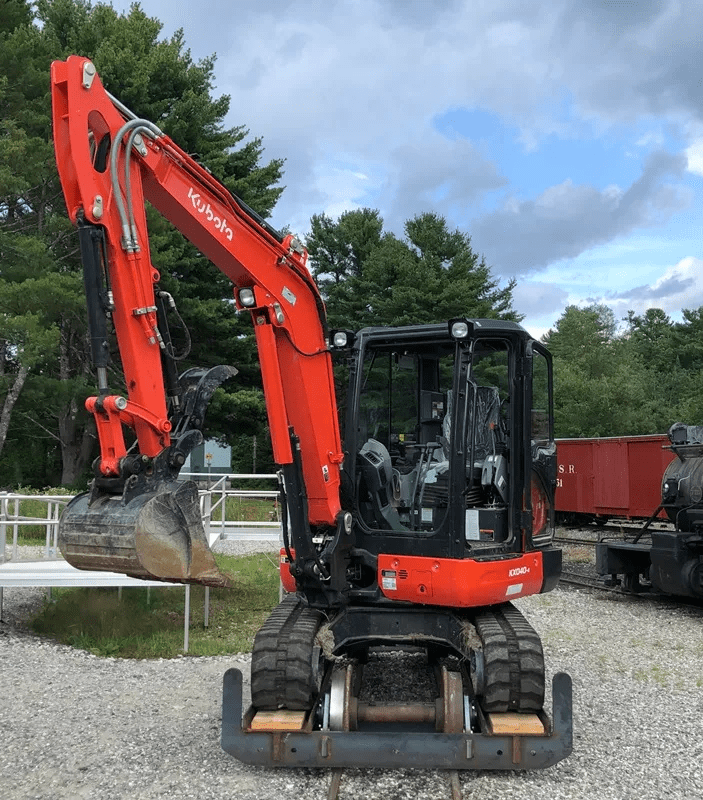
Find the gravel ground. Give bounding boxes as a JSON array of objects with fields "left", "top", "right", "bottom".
[{"left": 2, "top": 540, "right": 703, "bottom": 800}]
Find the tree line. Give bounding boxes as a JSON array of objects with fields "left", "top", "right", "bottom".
[
  {"left": 544, "top": 305, "right": 703, "bottom": 439},
  {"left": 1, "top": 0, "right": 282, "bottom": 486},
  {"left": 1, "top": 0, "right": 700, "bottom": 489}
]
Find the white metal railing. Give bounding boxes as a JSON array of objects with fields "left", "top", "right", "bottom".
[
  {"left": 0, "top": 474, "right": 282, "bottom": 565},
  {"left": 0, "top": 493, "right": 71, "bottom": 563},
  {"left": 181, "top": 472, "right": 280, "bottom": 542}
]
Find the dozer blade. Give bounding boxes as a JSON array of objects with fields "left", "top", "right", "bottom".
[{"left": 58, "top": 480, "right": 229, "bottom": 588}]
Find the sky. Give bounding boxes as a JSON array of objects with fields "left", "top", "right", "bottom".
[{"left": 111, "top": 0, "right": 703, "bottom": 339}]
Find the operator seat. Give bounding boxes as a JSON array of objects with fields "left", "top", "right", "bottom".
[{"left": 358, "top": 439, "right": 407, "bottom": 531}]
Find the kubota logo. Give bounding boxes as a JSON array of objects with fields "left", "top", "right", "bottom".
[
  {"left": 188, "top": 188, "right": 233, "bottom": 241},
  {"left": 509, "top": 566, "right": 530, "bottom": 577}
]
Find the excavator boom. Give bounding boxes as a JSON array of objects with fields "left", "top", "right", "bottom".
[{"left": 51, "top": 56, "right": 343, "bottom": 584}]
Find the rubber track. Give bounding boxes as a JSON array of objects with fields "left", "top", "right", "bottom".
[
  {"left": 250, "top": 595, "right": 324, "bottom": 711},
  {"left": 473, "top": 603, "right": 545, "bottom": 713}
]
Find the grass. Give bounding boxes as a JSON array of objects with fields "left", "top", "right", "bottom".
[
  {"left": 29, "top": 552, "right": 281, "bottom": 658},
  {"left": 633, "top": 664, "right": 671, "bottom": 686},
  {"left": 212, "top": 495, "right": 279, "bottom": 523}
]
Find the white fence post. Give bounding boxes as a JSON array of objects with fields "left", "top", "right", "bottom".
[
  {"left": 1, "top": 494, "right": 6, "bottom": 564},
  {"left": 184, "top": 585, "right": 191, "bottom": 653},
  {"left": 200, "top": 492, "right": 212, "bottom": 544},
  {"left": 12, "top": 497, "right": 19, "bottom": 561}
]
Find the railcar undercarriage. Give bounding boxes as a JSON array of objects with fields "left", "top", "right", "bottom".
[
  {"left": 221, "top": 596, "right": 572, "bottom": 771},
  {"left": 596, "top": 424, "right": 703, "bottom": 599}
]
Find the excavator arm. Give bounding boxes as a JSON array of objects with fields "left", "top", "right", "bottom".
[{"left": 51, "top": 56, "right": 343, "bottom": 586}]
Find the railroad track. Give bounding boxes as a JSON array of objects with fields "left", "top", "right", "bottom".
[
  {"left": 326, "top": 767, "right": 464, "bottom": 800},
  {"left": 555, "top": 520, "right": 673, "bottom": 545},
  {"left": 554, "top": 526, "right": 668, "bottom": 549},
  {"left": 555, "top": 531, "right": 660, "bottom": 548},
  {"left": 559, "top": 569, "right": 703, "bottom": 611},
  {"left": 559, "top": 569, "right": 620, "bottom": 593},
  {"left": 559, "top": 568, "right": 665, "bottom": 598},
  {"left": 555, "top": 535, "right": 601, "bottom": 547}
]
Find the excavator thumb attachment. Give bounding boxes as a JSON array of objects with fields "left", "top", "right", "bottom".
[
  {"left": 59, "top": 461, "right": 230, "bottom": 588},
  {"left": 58, "top": 364, "right": 238, "bottom": 587}
]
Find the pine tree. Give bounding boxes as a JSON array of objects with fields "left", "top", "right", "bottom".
[{"left": 0, "top": 0, "right": 284, "bottom": 485}]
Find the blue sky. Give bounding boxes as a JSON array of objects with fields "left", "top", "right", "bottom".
[{"left": 110, "top": 0, "right": 703, "bottom": 338}]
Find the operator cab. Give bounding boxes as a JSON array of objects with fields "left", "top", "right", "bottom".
[{"left": 337, "top": 319, "right": 555, "bottom": 567}]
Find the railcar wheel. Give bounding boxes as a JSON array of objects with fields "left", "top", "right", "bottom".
[
  {"left": 622, "top": 572, "right": 643, "bottom": 594},
  {"left": 437, "top": 667, "right": 464, "bottom": 733},
  {"left": 327, "top": 663, "right": 357, "bottom": 731}
]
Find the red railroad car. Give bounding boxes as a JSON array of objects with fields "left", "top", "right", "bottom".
[{"left": 555, "top": 434, "right": 675, "bottom": 522}]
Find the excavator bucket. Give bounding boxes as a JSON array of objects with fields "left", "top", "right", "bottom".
[{"left": 58, "top": 480, "right": 230, "bottom": 588}]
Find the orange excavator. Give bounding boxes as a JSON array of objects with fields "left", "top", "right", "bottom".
[{"left": 51, "top": 56, "right": 571, "bottom": 777}]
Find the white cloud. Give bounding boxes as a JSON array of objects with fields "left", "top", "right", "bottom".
[
  {"left": 513, "top": 280, "right": 570, "bottom": 335},
  {"left": 530, "top": 256, "right": 703, "bottom": 336},
  {"left": 609, "top": 256, "right": 703, "bottom": 317},
  {"left": 106, "top": 0, "right": 703, "bottom": 329},
  {"left": 686, "top": 140, "right": 703, "bottom": 176}
]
